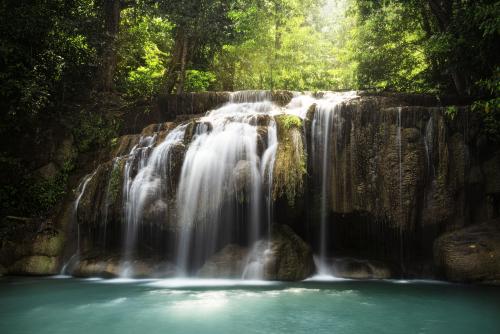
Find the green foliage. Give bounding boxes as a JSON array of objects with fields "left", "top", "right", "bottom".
[
  {"left": 117, "top": 9, "right": 173, "bottom": 98},
  {"left": 213, "top": 0, "right": 346, "bottom": 91},
  {"left": 476, "top": 99, "right": 500, "bottom": 142},
  {"left": 27, "top": 159, "right": 75, "bottom": 216},
  {"left": 107, "top": 161, "right": 123, "bottom": 204},
  {"left": 350, "top": 2, "right": 430, "bottom": 91},
  {"left": 185, "top": 70, "right": 217, "bottom": 92},
  {"left": 72, "top": 111, "right": 120, "bottom": 153},
  {"left": 0, "top": 154, "right": 76, "bottom": 217},
  {"left": 124, "top": 42, "right": 168, "bottom": 98},
  {"left": 445, "top": 106, "right": 458, "bottom": 121},
  {"left": 279, "top": 114, "right": 303, "bottom": 130},
  {"left": 0, "top": 0, "right": 98, "bottom": 123}
]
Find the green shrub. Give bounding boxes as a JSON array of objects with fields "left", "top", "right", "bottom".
[{"left": 185, "top": 70, "right": 217, "bottom": 92}]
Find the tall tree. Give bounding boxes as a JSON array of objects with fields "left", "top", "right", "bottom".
[
  {"left": 97, "top": 0, "right": 138, "bottom": 92},
  {"left": 159, "top": 0, "right": 236, "bottom": 94}
]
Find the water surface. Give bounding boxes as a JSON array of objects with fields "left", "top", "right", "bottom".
[{"left": 1, "top": 277, "right": 499, "bottom": 334}]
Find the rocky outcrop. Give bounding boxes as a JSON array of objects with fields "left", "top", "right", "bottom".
[
  {"left": 246, "top": 224, "right": 315, "bottom": 281},
  {"left": 10, "top": 255, "right": 58, "bottom": 275},
  {"left": 331, "top": 258, "right": 391, "bottom": 279},
  {"left": 273, "top": 115, "right": 307, "bottom": 206},
  {"left": 434, "top": 220, "right": 500, "bottom": 284},
  {"left": 302, "top": 96, "right": 498, "bottom": 273},
  {"left": 0, "top": 216, "right": 64, "bottom": 275},
  {"left": 197, "top": 244, "right": 248, "bottom": 278},
  {"left": 72, "top": 256, "right": 177, "bottom": 278},
  {"left": 46, "top": 91, "right": 500, "bottom": 282}
]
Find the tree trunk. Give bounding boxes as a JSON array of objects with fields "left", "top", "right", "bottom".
[
  {"left": 427, "top": 0, "right": 467, "bottom": 95},
  {"left": 165, "top": 28, "right": 191, "bottom": 95},
  {"left": 176, "top": 37, "right": 189, "bottom": 94},
  {"left": 165, "top": 29, "right": 184, "bottom": 94},
  {"left": 99, "top": 0, "right": 121, "bottom": 92}
]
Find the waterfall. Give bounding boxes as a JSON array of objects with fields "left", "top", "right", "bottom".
[
  {"left": 176, "top": 94, "right": 280, "bottom": 275},
  {"left": 396, "top": 107, "right": 405, "bottom": 272},
  {"left": 309, "top": 92, "right": 354, "bottom": 274},
  {"left": 67, "top": 90, "right": 362, "bottom": 279},
  {"left": 121, "top": 127, "right": 186, "bottom": 276},
  {"left": 312, "top": 103, "right": 335, "bottom": 271},
  {"left": 60, "top": 171, "right": 96, "bottom": 275}
]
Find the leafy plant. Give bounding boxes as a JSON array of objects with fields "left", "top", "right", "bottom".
[{"left": 445, "top": 106, "right": 458, "bottom": 120}]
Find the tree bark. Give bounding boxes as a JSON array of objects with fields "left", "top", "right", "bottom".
[
  {"left": 99, "top": 0, "right": 121, "bottom": 92},
  {"left": 166, "top": 27, "right": 188, "bottom": 94},
  {"left": 176, "top": 37, "right": 189, "bottom": 94}
]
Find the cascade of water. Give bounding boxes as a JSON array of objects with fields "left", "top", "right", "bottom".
[
  {"left": 68, "top": 90, "right": 360, "bottom": 279},
  {"left": 176, "top": 96, "right": 280, "bottom": 275},
  {"left": 121, "top": 127, "right": 186, "bottom": 276},
  {"left": 309, "top": 92, "right": 353, "bottom": 274},
  {"left": 312, "top": 104, "right": 335, "bottom": 271},
  {"left": 60, "top": 171, "right": 96, "bottom": 275},
  {"left": 424, "top": 116, "right": 435, "bottom": 177}
]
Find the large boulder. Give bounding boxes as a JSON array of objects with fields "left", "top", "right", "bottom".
[
  {"left": 434, "top": 221, "right": 500, "bottom": 284},
  {"left": 10, "top": 255, "right": 58, "bottom": 275},
  {"left": 331, "top": 258, "right": 391, "bottom": 279},
  {"left": 197, "top": 244, "right": 248, "bottom": 278},
  {"left": 230, "top": 160, "right": 254, "bottom": 201},
  {"left": 72, "top": 257, "right": 177, "bottom": 278},
  {"left": 245, "top": 224, "right": 314, "bottom": 281}
]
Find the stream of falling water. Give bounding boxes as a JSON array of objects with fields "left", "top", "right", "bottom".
[
  {"left": 176, "top": 94, "right": 280, "bottom": 276},
  {"left": 121, "top": 126, "right": 186, "bottom": 276},
  {"left": 310, "top": 93, "right": 353, "bottom": 275},
  {"left": 60, "top": 171, "right": 96, "bottom": 275},
  {"left": 397, "top": 107, "right": 405, "bottom": 272}
]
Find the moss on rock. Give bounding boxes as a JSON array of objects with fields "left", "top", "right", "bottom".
[
  {"left": 272, "top": 114, "right": 307, "bottom": 206},
  {"left": 10, "top": 255, "right": 58, "bottom": 275},
  {"left": 32, "top": 231, "right": 64, "bottom": 257}
]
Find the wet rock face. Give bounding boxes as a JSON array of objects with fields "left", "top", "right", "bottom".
[
  {"left": 331, "top": 258, "right": 391, "bottom": 279},
  {"left": 197, "top": 244, "right": 248, "bottom": 278},
  {"left": 0, "top": 216, "right": 64, "bottom": 276},
  {"left": 434, "top": 221, "right": 500, "bottom": 284},
  {"left": 246, "top": 224, "right": 315, "bottom": 281},
  {"left": 10, "top": 255, "right": 58, "bottom": 275},
  {"left": 72, "top": 256, "right": 177, "bottom": 278},
  {"left": 230, "top": 160, "right": 254, "bottom": 201},
  {"left": 307, "top": 98, "right": 498, "bottom": 268}
]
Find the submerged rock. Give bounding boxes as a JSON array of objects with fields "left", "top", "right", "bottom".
[
  {"left": 331, "top": 258, "right": 391, "bottom": 279},
  {"left": 197, "top": 244, "right": 248, "bottom": 278},
  {"left": 434, "top": 221, "right": 500, "bottom": 284}
]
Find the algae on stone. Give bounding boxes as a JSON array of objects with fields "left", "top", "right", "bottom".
[
  {"left": 11, "top": 255, "right": 58, "bottom": 275},
  {"left": 272, "top": 114, "right": 307, "bottom": 206}
]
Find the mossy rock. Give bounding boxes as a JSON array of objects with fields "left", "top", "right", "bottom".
[
  {"left": 32, "top": 231, "right": 64, "bottom": 257},
  {"left": 434, "top": 221, "right": 500, "bottom": 284},
  {"left": 246, "top": 224, "right": 314, "bottom": 281},
  {"left": 10, "top": 255, "right": 58, "bottom": 275},
  {"left": 272, "top": 115, "right": 307, "bottom": 206},
  {"left": 197, "top": 244, "right": 248, "bottom": 278}
]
